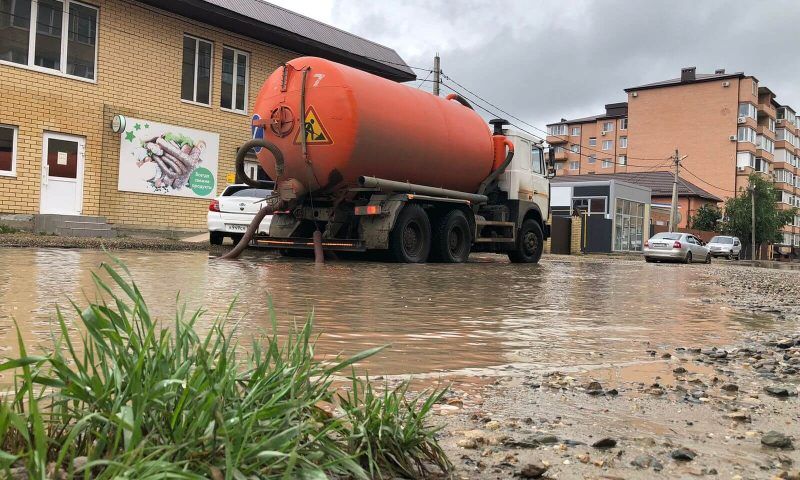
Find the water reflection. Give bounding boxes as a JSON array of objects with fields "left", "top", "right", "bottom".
[{"left": 0, "top": 249, "right": 781, "bottom": 377}]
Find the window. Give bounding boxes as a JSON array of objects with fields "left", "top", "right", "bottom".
[
  {"left": 182, "top": 35, "right": 213, "bottom": 105},
  {"left": 554, "top": 162, "right": 564, "bottom": 171},
  {"left": 601, "top": 159, "right": 612, "bottom": 168},
  {"left": 548, "top": 124, "right": 567, "bottom": 136},
  {"left": 757, "top": 135, "right": 774, "bottom": 153},
  {"left": 569, "top": 161, "right": 579, "bottom": 170},
  {"left": 220, "top": 47, "right": 249, "bottom": 113},
  {"left": 0, "top": 0, "right": 97, "bottom": 80},
  {"left": 768, "top": 118, "right": 776, "bottom": 133},
  {"left": 752, "top": 80, "right": 757, "bottom": 96},
  {"left": 587, "top": 154, "right": 596, "bottom": 164},
  {"left": 588, "top": 137, "right": 597, "bottom": 147},
  {"left": 618, "top": 155, "right": 627, "bottom": 166},
  {"left": 619, "top": 118, "right": 628, "bottom": 130},
  {"left": 602, "top": 140, "right": 612, "bottom": 150},
  {"left": 531, "top": 145, "right": 544, "bottom": 175},
  {"left": 554, "top": 146, "right": 565, "bottom": 154},
  {"left": 570, "top": 144, "right": 579, "bottom": 153},
  {"left": 619, "top": 136, "right": 628, "bottom": 148},
  {"left": 0, "top": 125, "right": 18, "bottom": 176},
  {"left": 602, "top": 121, "right": 613, "bottom": 133},
  {"left": 738, "top": 103, "right": 757, "bottom": 120},
  {"left": 754, "top": 157, "right": 769, "bottom": 173},
  {"left": 573, "top": 197, "right": 606, "bottom": 215},
  {"left": 571, "top": 126, "right": 580, "bottom": 136},
  {"left": 737, "top": 126, "right": 756, "bottom": 144},
  {"left": 614, "top": 199, "right": 645, "bottom": 252},
  {"left": 737, "top": 151, "right": 756, "bottom": 169}
]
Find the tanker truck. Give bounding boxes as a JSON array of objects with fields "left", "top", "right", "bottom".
[{"left": 231, "top": 57, "right": 552, "bottom": 263}]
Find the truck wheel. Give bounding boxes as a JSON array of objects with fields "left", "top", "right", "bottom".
[
  {"left": 432, "top": 209, "right": 471, "bottom": 263},
  {"left": 389, "top": 204, "right": 431, "bottom": 263},
  {"left": 210, "top": 231, "right": 224, "bottom": 245},
  {"left": 508, "top": 219, "right": 543, "bottom": 264}
]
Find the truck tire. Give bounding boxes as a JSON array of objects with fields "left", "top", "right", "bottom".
[
  {"left": 210, "top": 231, "right": 224, "bottom": 245},
  {"left": 508, "top": 219, "right": 543, "bottom": 264},
  {"left": 389, "top": 204, "right": 431, "bottom": 263},
  {"left": 432, "top": 209, "right": 472, "bottom": 263}
]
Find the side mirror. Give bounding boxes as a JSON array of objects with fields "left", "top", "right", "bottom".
[{"left": 546, "top": 148, "right": 557, "bottom": 178}]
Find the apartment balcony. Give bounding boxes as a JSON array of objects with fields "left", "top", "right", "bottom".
[
  {"left": 546, "top": 135, "right": 568, "bottom": 145},
  {"left": 757, "top": 125, "right": 776, "bottom": 140},
  {"left": 756, "top": 149, "right": 774, "bottom": 162},
  {"left": 777, "top": 118, "right": 798, "bottom": 135},
  {"left": 554, "top": 149, "right": 568, "bottom": 161},
  {"left": 775, "top": 139, "right": 795, "bottom": 152},
  {"left": 758, "top": 100, "right": 776, "bottom": 118}
]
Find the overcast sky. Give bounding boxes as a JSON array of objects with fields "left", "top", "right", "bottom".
[{"left": 270, "top": 0, "right": 800, "bottom": 137}]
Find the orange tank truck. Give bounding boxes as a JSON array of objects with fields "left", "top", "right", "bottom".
[
  {"left": 252, "top": 57, "right": 496, "bottom": 194},
  {"left": 235, "top": 57, "right": 553, "bottom": 264}
]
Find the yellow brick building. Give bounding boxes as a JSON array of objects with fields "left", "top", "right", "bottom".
[{"left": 0, "top": 0, "right": 414, "bottom": 232}]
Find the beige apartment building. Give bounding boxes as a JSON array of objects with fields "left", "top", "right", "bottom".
[
  {"left": 0, "top": 0, "right": 413, "bottom": 232},
  {"left": 547, "top": 67, "right": 800, "bottom": 250}
]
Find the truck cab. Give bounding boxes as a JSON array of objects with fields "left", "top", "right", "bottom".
[{"left": 498, "top": 128, "right": 551, "bottom": 228}]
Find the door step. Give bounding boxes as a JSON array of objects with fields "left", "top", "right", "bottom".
[{"left": 34, "top": 214, "right": 115, "bottom": 238}]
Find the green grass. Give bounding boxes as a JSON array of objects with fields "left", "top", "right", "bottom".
[
  {"left": 0, "top": 224, "right": 19, "bottom": 234},
  {"left": 0, "top": 259, "right": 451, "bottom": 479}
]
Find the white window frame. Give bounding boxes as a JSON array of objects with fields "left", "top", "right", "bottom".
[
  {"left": 619, "top": 136, "right": 628, "bottom": 148},
  {"left": 548, "top": 125, "right": 567, "bottom": 136},
  {"left": 587, "top": 154, "right": 596, "bottom": 164},
  {"left": 601, "top": 159, "right": 612, "bottom": 168},
  {"left": 738, "top": 102, "right": 757, "bottom": 120},
  {"left": 570, "top": 126, "right": 580, "bottom": 136},
  {"left": 181, "top": 34, "right": 214, "bottom": 107},
  {"left": 0, "top": 124, "right": 18, "bottom": 177},
  {"left": 0, "top": 0, "right": 99, "bottom": 83},
  {"left": 220, "top": 46, "right": 250, "bottom": 115},
  {"left": 588, "top": 137, "right": 597, "bottom": 147},
  {"left": 619, "top": 118, "right": 628, "bottom": 130},
  {"left": 569, "top": 161, "right": 579, "bottom": 171},
  {"left": 570, "top": 144, "right": 579, "bottom": 153},
  {"left": 602, "top": 140, "right": 612, "bottom": 151},
  {"left": 737, "top": 126, "right": 756, "bottom": 144},
  {"left": 602, "top": 121, "right": 613, "bottom": 133},
  {"left": 618, "top": 155, "right": 627, "bottom": 166}
]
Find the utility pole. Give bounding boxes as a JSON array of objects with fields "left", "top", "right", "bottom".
[
  {"left": 669, "top": 149, "right": 680, "bottom": 232},
  {"left": 749, "top": 184, "right": 756, "bottom": 260},
  {"left": 432, "top": 53, "right": 441, "bottom": 97},
  {"left": 668, "top": 149, "right": 689, "bottom": 232}
]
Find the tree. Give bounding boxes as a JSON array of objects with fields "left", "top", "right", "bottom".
[
  {"left": 720, "top": 174, "right": 797, "bottom": 257},
  {"left": 689, "top": 203, "right": 722, "bottom": 231}
]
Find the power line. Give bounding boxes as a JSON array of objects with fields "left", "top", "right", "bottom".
[
  {"left": 680, "top": 164, "right": 738, "bottom": 193},
  {"left": 442, "top": 72, "right": 664, "bottom": 163},
  {"left": 415, "top": 70, "right": 433, "bottom": 89}
]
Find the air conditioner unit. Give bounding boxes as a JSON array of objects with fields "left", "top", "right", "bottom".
[
  {"left": 777, "top": 119, "right": 784, "bottom": 124},
  {"left": 737, "top": 166, "right": 745, "bottom": 171},
  {"left": 722, "top": 81, "right": 731, "bottom": 87},
  {"left": 631, "top": 92, "right": 638, "bottom": 97},
  {"left": 737, "top": 116, "right": 746, "bottom": 124},
  {"left": 601, "top": 131, "right": 607, "bottom": 136},
  {"left": 729, "top": 135, "right": 737, "bottom": 141}
]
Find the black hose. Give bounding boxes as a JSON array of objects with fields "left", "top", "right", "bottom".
[
  {"left": 477, "top": 149, "right": 514, "bottom": 197},
  {"left": 219, "top": 203, "right": 280, "bottom": 260},
  {"left": 235, "top": 139, "right": 284, "bottom": 189},
  {"left": 447, "top": 94, "right": 474, "bottom": 110}
]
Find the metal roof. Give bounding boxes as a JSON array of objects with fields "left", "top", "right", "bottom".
[
  {"left": 137, "top": 0, "right": 416, "bottom": 82},
  {"left": 625, "top": 72, "right": 746, "bottom": 92},
  {"left": 551, "top": 171, "right": 721, "bottom": 202}
]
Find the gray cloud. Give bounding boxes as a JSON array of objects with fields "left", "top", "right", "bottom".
[{"left": 273, "top": 0, "right": 800, "bottom": 134}]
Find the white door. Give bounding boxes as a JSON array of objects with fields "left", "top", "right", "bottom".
[{"left": 40, "top": 133, "right": 85, "bottom": 215}]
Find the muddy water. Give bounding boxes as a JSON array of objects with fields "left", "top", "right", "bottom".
[{"left": 0, "top": 249, "right": 776, "bottom": 378}]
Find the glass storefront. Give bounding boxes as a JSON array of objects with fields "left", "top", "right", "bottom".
[{"left": 614, "top": 199, "right": 645, "bottom": 251}]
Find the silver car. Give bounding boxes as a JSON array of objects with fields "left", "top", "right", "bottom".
[
  {"left": 644, "top": 232, "right": 711, "bottom": 264},
  {"left": 707, "top": 235, "right": 742, "bottom": 260}
]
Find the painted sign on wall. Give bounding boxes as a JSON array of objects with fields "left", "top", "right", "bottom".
[{"left": 118, "top": 118, "right": 219, "bottom": 198}]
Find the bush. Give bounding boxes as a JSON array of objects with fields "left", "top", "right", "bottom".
[{"left": 0, "top": 259, "right": 450, "bottom": 479}]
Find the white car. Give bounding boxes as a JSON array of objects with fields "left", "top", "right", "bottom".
[
  {"left": 208, "top": 184, "right": 273, "bottom": 245},
  {"left": 707, "top": 235, "right": 742, "bottom": 260}
]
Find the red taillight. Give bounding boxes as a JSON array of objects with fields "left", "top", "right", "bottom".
[
  {"left": 209, "top": 199, "right": 220, "bottom": 212},
  {"left": 673, "top": 241, "right": 682, "bottom": 249}
]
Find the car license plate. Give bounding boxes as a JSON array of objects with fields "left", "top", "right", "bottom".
[{"left": 226, "top": 224, "right": 247, "bottom": 232}]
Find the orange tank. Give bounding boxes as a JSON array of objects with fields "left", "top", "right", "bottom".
[{"left": 251, "top": 57, "right": 497, "bottom": 195}]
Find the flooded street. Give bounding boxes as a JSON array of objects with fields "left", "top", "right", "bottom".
[{"left": 0, "top": 248, "right": 782, "bottom": 378}]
